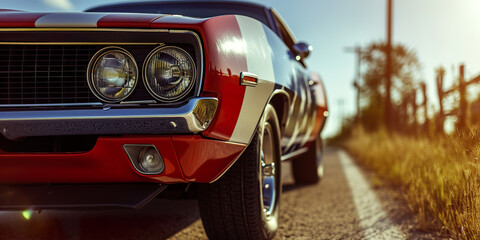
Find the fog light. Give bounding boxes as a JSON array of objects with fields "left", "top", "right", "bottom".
[
  {"left": 139, "top": 147, "right": 164, "bottom": 172},
  {"left": 123, "top": 144, "right": 165, "bottom": 175}
]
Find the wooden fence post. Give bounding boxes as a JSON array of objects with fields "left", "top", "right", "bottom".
[
  {"left": 436, "top": 67, "right": 445, "bottom": 134},
  {"left": 399, "top": 97, "right": 407, "bottom": 130},
  {"left": 421, "top": 82, "right": 429, "bottom": 132},
  {"left": 353, "top": 81, "right": 361, "bottom": 122},
  {"left": 458, "top": 64, "right": 467, "bottom": 130},
  {"left": 412, "top": 89, "right": 418, "bottom": 133}
]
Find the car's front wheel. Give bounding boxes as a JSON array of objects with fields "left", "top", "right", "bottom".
[{"left": 198, "top": 104, "right": 281, "bottom": 240}]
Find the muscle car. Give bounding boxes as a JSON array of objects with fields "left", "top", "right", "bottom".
[{"left": 0, "top": 1, "right": 328, "bottom": 239}]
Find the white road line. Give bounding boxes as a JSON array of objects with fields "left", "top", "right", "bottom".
[{"left": 338, "top": 150, "right": 405, "bottom": 240}]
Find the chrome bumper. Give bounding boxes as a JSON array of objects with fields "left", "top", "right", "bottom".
[{"left": 0, "top": 97, "right": 218, "bottom": 140}]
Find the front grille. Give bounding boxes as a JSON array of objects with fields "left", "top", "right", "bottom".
[
  {"left": 0, "top": 45, "right": 98, "bottom": 105},
  {"left": 0, "top": 29, "right": 202, "bottom": 107}
]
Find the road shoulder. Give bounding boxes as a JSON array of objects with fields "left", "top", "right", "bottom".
[{"left": 340, "top": 149, "right": 451, "bottom": 240}]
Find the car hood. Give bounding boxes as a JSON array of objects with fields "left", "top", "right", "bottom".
[{"left": 0, "top": 11, "right": 207, "bottom": 28}]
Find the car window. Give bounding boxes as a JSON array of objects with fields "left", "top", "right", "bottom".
[
  {"left": 271, "top": 9, "right": 306, "bottom": 66},
  {"left": 271, "top": 9, "right": 296, "bottom": 51}
]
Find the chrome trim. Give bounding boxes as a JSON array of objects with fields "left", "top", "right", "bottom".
[
  {"left": 0, "top": 102, "right": 103, "bottom": 108},
  {"left": 240, "top": 72, "right": 258, "bottom": 87},
  {"left": 120, "top": 100, "right": 157, "bottom": 104},
  {"left": 0, "top": 97, "right": 216, "bottom": 128},
  {"left": 280, "top": 147, "right": 309, "bottom": 161},
  {"left": 143, "top": 46, "right": 197, "bottom": 102},
  {"left": 0, "top": 97, "right": 218, "bottom": 140},
  {"left": 87, "top": 47, "right": 140, "bottom": 103}
]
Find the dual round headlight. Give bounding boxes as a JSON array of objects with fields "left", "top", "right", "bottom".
[
  {"left": 144, "top": 46, "right": 196, "bottom": 101},
  {"left": 88, "top": 46, "right": 196, "bottom": 103},
  {"left": 88, "top": 48, "right": 138, "bottom": 102}
]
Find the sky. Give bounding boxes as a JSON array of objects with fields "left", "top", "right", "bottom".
[{"left": 1, "top": 0, "right": 479, "bottom": 137}]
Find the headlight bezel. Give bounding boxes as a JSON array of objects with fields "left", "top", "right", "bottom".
[
  {"left": 87, "top": 46, "right": 139, "bottom": 103},
  {"left": 142, "top": 45, "right": 197, "bottom": 102}
]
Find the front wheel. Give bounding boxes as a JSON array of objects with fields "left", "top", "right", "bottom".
[{"left": 198, "top": 104, "right": 282, "bottom": 240}]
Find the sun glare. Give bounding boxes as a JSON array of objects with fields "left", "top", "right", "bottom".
[{"left": 22, "top": 210, "right": 32, "bottom": 220}]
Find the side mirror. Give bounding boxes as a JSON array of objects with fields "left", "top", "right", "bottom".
[{"left": 293, "top": 42, "right": 313, "bottom": 59}]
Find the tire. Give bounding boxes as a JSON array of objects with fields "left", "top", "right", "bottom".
[
  {"left": 198, "top": 104, "right": 282, "bottom": 240},
  {"left": 292, "top": 134, "right": 324, "bottom": 184}
]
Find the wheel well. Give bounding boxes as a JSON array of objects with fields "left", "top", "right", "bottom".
[{"left": 269, "top": 93, "right": 289, "bottom": 133}]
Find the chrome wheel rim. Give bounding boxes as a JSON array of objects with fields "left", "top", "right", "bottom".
[{"left": 261, "top": 121, "right": 276, "bottom": 217}]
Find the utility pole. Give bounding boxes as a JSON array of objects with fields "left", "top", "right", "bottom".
[
  {"left": 345, "top": 46, "right": 364, "bottom": 122},
  {"left": 385, "top": 0, "right": 393, "bottom": 130}
]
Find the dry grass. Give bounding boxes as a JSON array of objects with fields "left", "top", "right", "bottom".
[{"left": 342, "top": 127, "right": 480, "bottom": 239}]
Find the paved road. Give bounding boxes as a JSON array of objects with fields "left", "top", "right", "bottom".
[{"left": 0, "top": 148, "right": 442, "bottom": 239}]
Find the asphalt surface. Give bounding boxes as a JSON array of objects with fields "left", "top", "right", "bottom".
[{"left": 0, "top": 148, "right": 444, "bottom": 239}]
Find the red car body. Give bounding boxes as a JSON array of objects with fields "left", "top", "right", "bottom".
[{"left": 0, "top": 1, "right": 327, "bottom": 219}]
